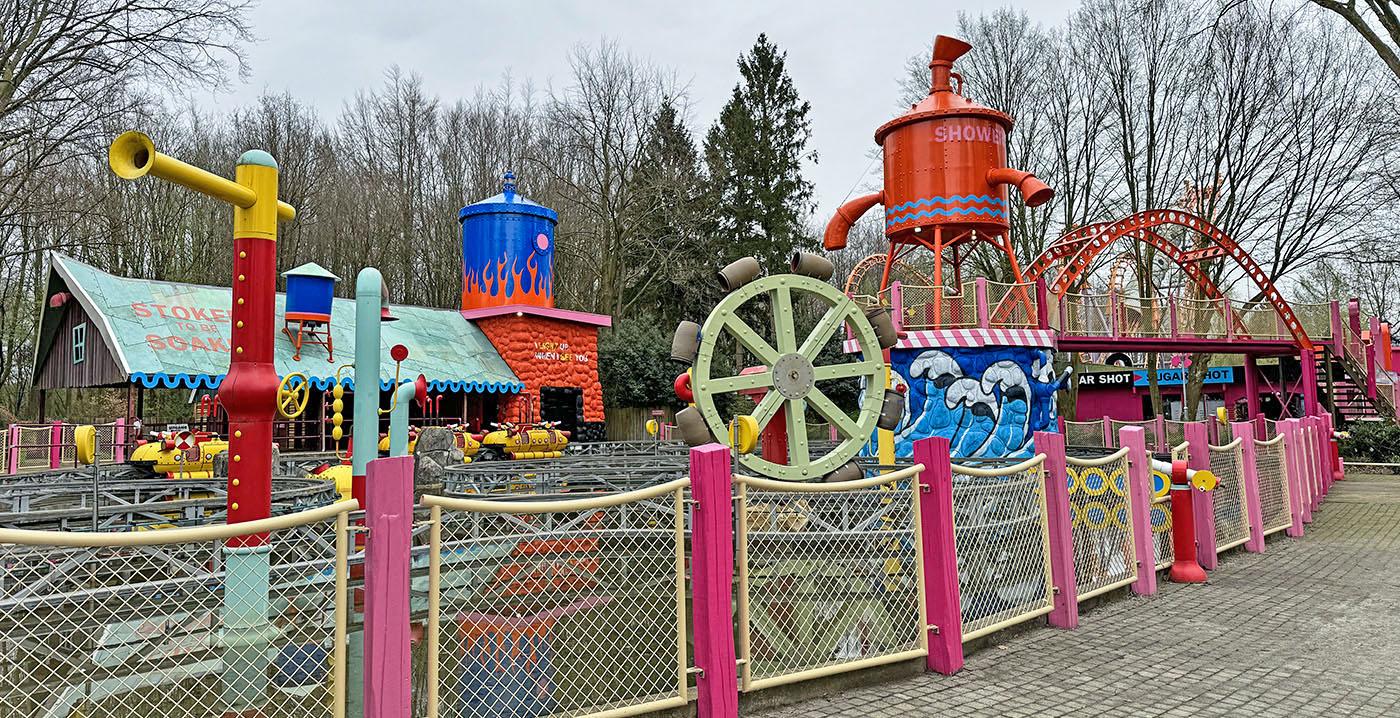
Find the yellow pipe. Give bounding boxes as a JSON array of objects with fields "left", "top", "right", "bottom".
[
  {"left": 878, "top": 364, "right": 895, "bottom": 465},
  {"left": 108, "top": 131, "right": 295, "bottom": 222}
]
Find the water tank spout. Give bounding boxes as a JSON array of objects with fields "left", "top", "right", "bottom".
[
  {"left": 823, "top": 191, "right": 884, "bottom": 250},
  {"left": 987, "top": 168, "right": 1054, "bottom": 207}
]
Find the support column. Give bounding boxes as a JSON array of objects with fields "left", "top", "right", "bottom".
[
  {"left": 1301, "top": 348, "right": 1319, "bottom": 418},
  {"left": 689, "top": 443, "right": 738, "bottom": 717},
  {"left": 915, "top": 436, "right": 963, "bottom": 675},
  {"left": 49, "top": 420, "right": 62, "bottom": 469},
  {"left": 1235, "top": 421, "right": 1265, "bottom": 553},
  {"left": 1155, "top": 414, "right": 1167, "bottom": 453},
  {"left": 1244, "top": 355, "right": 1261, "bottom": 422},
  {"left": 1103, "top": 416, "right": 1113, "bottom": 447},
  {"left": 1035, "top": 278, "right": 1050, "bottom": 329},
  {"left": 1185, "top": 422, "right": 1218, "bottom": 569},
  {"left": 1119, "top": 426, "right": 1158, "bottom": 596},
  {"left": 1330, "top": 300, "right": 1343, "bottom": 355},
  {"left": 364, "top": 455, "right": 413, "bottom": 718},
  {"left": 1037, "top": 431, "right": 1077, "bottom": 628},
  {"left": 975, "top": 278, "right": 990, "bottom": 329}
]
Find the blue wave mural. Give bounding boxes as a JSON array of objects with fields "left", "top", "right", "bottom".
[
  {"left": 886, "top": 207, "right": 1006, "bottom": 226},
  {"left": 885, "top": 196, "right": 1006, "bottom": 214},
  {"left": 862, "top": 346, "right": 1072, "bottom": 458}
]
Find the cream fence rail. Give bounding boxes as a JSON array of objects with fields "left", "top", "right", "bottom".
[
  {"left": 734, "top": 465, "right": 927, "bottom": 691},
  {"left": 1065, "top": 449, "right": 1138, "bottom": 602},
  {"left": 0, "top": 501, "right": 355, "bottom": 718},
  {"left": 1253, "top": 435, "right": 1294, "bottom": 536},
  {"left": 422, "top": 481, "right": 691, "bottom": 718},
  {"left": 950, "top": 455, "right": 1054, "bottom": 642},
  {"left": 1208, "top": 439, "right": 1251, "bottom": 553}
]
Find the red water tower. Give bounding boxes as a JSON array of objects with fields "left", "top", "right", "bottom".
[{"left": 826, "top": 35, "right": 1053, "bottom": 292}]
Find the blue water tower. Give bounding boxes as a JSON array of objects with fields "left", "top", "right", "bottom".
[
  {"left": 460, "top": 171, "right": 558, "bottom": 311},
  {"left": 281, "top": 262, "right": 340, "bottom": 362}
]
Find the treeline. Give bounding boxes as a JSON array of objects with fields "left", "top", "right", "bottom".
[{"left": 3, "top": 0, "right": 1399, "bottom": 423}]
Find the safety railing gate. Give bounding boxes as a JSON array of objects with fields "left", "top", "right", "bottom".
[
  {"left": 1253, "top": 434, "right": 1294, "bottom": 536},
  {"left": 422, "top": 480, "right": 692, "bottom": 718},
  {"left": 1065, "top": 448, "right": 1138, "bottom": 601},
  {"left": 1208, "top": 438, "right": 1252, "bottom": 553},
  {"left": 734, "top": 465, "right": 927, "bottom": 691},
  {"left": 950, "top": 455, "right": 1055, "bottom": 642},
  {"left": 0, "top": 500, "right": 355, "bottom": 718}
]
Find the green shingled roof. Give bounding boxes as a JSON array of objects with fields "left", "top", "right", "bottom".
[{"left": 38, "top": 253, "right": 522, "bottom": 393}]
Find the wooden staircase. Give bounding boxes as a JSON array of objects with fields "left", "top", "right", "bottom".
[{"left": 1318, "top": 346, "right": 1396, "bottom": 424}]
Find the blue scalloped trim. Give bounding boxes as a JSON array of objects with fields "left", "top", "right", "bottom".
[
  {"left": 130, "top": 372, "right": 523, "bottom": 394},
  {"left": 885, "top": 196, "right": 1005, "bottom": 214},
  {"left": 131, "top": 372, "right": 224, "bottom": 389}
]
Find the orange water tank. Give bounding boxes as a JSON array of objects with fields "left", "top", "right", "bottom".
[{"left": 825, "top": 35, "right": 1052, "bottom": 251}]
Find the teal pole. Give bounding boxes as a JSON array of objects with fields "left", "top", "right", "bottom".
[
  {"left": 388, "top": 382, "right": 416, "bottom": 457},
  {"left": 348, "top": 267, "right": 385, "bottom": 718},
  {"left": 221, "top": 545, "right": 277, "bottom": 713}
]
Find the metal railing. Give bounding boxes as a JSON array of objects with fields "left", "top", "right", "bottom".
[
  {"left": 734, "top": 465, "right": 927, "bottom": 691},
  {"left": 1064, "top": 420, "right": 1106, "bottom": 448},
  {"left": 899, "top": 284, "right": 974, "bottom": 330},
  {"left": 0, "top": 501, "right": 355, "bottom": 718},
  {"left": 950, "top": 455, "right": 1054, "bottom": 642},
  {"left": 1208, "top": 439, "right": 1251, "bottom": 553},
  {"left": 1109, "top": 420, "right": 1157, "bottom": 452},
  {"left": 1065, "top": 448, "right": 1138, "bottom": 602},
  {"left": 1253, "top": 435, "right": 1294, "bottom": 536},
  {"left": 422, "top": 481, "right": 691, "bottom": 718}
]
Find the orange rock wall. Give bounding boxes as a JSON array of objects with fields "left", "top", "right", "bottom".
[{"left": 474, "top": 315, "right": 604, "bottom": 423}]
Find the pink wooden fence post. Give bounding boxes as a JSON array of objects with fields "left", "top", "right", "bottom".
[
  {"left": 363, "top": 455, "right": 413, "bottom": 718},
  {"left": 6, "top": 425, "right": 17, "bottom": 474},
  {"left": 1036, "top": 431, "right": 1077, "bottom": 629},
  {"left": 915, "top": 436, "right": 964, "bottom": 675},
  {"left": 1303, "top": 417, "right": 1321, "bottom": 512},
  {"left": 1035, "top": 278, "right": 1050, "bottom": 329},
  {"left": 1185, "top": 422, "right": 1217, "bottom": 569},
  {"left": 1283, "top": 420, "right": 1305, "bottom": 537},
  {"left": 1155, "top": 415, "right": 1168, "bottom": 453},
  {"left": 1057, "top": 415, "right": 1066, "bottom": 434},
  {"left": 1234, "top": 421, "right": 1265, "bottom": 553},
  {"left": 49, "top": 420, "right": 62, "bottom": 469},
  {"left": 1311, "top": 417, "right": 1329, "bottom": 501},
  {"left": 1119, "top": 426, "right": 1158, "bottom": 596},
  {"left": 113, "top": 419, "right": 126, "bottom": 463},
  {"left": 689, "top": 443, "right": 739, "bottom": 717},
  {"left": 891, "top": 281, "right": 904, "bottom": 331},
  {"left": 1102, "top": 417, "right": 1113, "bottom": 447}
]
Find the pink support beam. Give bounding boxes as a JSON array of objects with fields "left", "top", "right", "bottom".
[
  {"left": 1102, "top": 417, "right": 1113, "bottom": 447},
  {"left": 113, "top": 419, "right": 126, "bottom": 464},
  {"left": 1119, "top": 426, "right": 1158, "bottom": 596},
  {"left": 1235, "top": 421, "right": 1265, "bottom": 553},
  {"left": 915, "top": 436, "right": 964, "bottom": 675},
  {"left": 891, "top": 281, "right": 904, "bottom": 331},
  {"left": 1155, "top": 415, "right": 1168, "bottom": 453},
  {"left": 363, "top": 455, "right": 413, "bottom": 718},
  {"left": 1243, "top": 356, "right": 1261, "bottom": 423},
  {"left": 1036, "top": 431, "right": 1077, "bottom": 628},
  {"left": 6, "top": 425, "right": 18, "bottom": 474},
  {"left": 1300, "top": 349, "right": 1319, "bottom": 418},
  {"left": 689, "top": 443, "right": 739, "bottom": 717},
  {"left": 1035, "top": 278, "right": 1050, "bottom": 329},
  {"left": 1324, "top": 413, "right": 1345, "bottom": 481},
  {"left": 1185, "top": 422, "right": 1217, "bottom": 569},
  {"left": 1330, "top": 300, "right": 1343, "bottom": 355}
]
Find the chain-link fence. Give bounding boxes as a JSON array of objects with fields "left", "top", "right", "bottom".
[
  {"left": 1109, "top": 420, "right": 1157, "bottom": 452},
  {"left": 985, "top": 281, "right": 1036, "bottom": 329},
  {"left": 1254, "top": 435, "right": 1293, "bottom": 535},
  {"left": 14, "top": 425, "right": 53, "bottom": 471},
  {"left": 1290, "top": 301, "right": 1334, "bottom": 342},
  {"left": 1175, "top": 296, "right": 1228, "bottom": 339},
  {"left": 899, "top": 285, "right": 974, "bottom": 330},
  {"left": 1065, "top": 449, "right": 1138, "bottom": 601},
  {"left": 0, "top": 502, "right": 353, "bottom": 718},
  {"left": 1165, "top": 421, "right": 1190, "bottom": 449},
  {"left": 1208, "top": 439, "right": 1251, "bottom": 552},
  {"left": 950, "top": 456, "right": 1054, "bottom": 642},
  {"left": 735, "top": 465, "right": 925, "bottom": 690},
  {"left": 1236, "top": 302, "right": 1289, "bottom": 341},
  {"left": 1064, "top": 420, "right": 1106, "bottom": 448},
  {"left": 1063, "top": 293, "right": 1111, "bottom": 336},
  {"left": 423, "top": 481, "right": 690, "bottom": 718}
]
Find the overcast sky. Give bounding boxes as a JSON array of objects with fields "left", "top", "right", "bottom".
[{"left": 205, "top": 0, "right": 1079, "bottom": 214}]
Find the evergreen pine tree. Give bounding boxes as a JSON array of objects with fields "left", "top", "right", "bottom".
[{"left": 704, "top": 34, "right": 818, "bottom": 271}]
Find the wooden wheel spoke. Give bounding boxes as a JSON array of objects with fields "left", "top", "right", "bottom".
[
  {"left": 785, "top": 398, "right": 809, "bottom": 463},
  {"left": 806, "top": 388, "right": 860, "bottom": 439},
  {"left": 812, "top": 359, "right": 882, "bottom": 382},
  {"left": 704, "top": 372, "right": 772, "bottom": 394},
  {"left": 773, "top": 285, "right": 798, "bottom": 354},
  {"left": 751, "top": 390, "right": 785, "bottom": 431},
  {"left": 723, "top": 316, "right": 781, "bottom": 366},
  {"left": 798, "top": 304, "right": 849, "bottom": 362}
]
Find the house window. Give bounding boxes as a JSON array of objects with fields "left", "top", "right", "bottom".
[{"left": 72, "top": 323, "right": 86, "bottom": 364}]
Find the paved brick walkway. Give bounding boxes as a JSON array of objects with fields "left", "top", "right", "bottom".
[{"left": 752, "top": 474, "right": 1400, "bottom": 717}]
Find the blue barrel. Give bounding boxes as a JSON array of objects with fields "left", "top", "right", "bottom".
[{"left": 460, "top": 172, "right": 558, "bottom": 311}]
